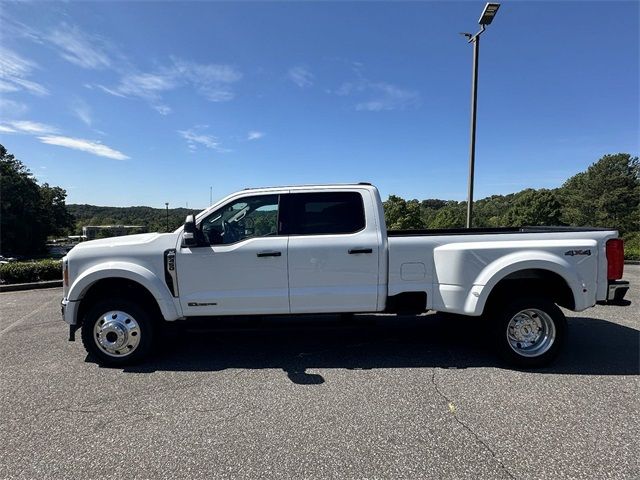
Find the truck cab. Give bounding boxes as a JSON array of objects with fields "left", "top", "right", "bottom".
[{"left": 176, "top": 185, "right": 385, "bottom": 316}]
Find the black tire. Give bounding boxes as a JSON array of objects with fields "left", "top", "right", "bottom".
[
  {"left": 81, "top": 297, "right": 156, "bottom": 367},
  {"left": 489, "top": 296, "right": 567, "bottom": 368}
]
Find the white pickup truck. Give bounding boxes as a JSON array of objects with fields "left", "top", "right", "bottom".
[{"left": 61, "top": 183, "right": 629, "bottom": 367}]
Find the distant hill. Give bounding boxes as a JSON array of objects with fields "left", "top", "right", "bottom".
[{"left": 67, "top": 204, "right": 197, "bottom": 234}]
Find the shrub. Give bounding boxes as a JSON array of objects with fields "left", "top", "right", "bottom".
[
  {"left": 0, "top": 259, "right": 62, "bottom": 284},
  {"left": 624, "top": 232, "right": 640, "bottom": 261}
]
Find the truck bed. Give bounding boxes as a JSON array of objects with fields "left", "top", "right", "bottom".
[{"left": 388, "top": 226, "right": 613, "bottom": 237}]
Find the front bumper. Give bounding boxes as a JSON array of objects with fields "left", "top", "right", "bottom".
[
  {"left": 62, "top": 298, "right": 82, "bottom": 341},
  {"left": 61, "top": 297, "right": 79, "bottom": 325}
]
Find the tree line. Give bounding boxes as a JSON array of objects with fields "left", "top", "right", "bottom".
[
  {"left": 1, "top": 143, "right": 638, "bottom": 257},
  {"left": 68, "top": 204, "right": 192, "bottom": 237},
  {"left": 383, "top": 153, "right": 639, "bottom": 235}
]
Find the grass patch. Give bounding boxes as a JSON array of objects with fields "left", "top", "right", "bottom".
[{"left": 0, "top": 259, "right": 62, "bottom": 284}]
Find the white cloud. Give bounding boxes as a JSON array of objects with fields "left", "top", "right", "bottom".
[
  {"left": 0, "top": 98, "right": 28, "bottom": 116},
  {"left": 154, "top": 104, "right": 172, "bottom": 115},
  {"left": 3, "top": 18, "right": 242, "bottom": 114},
  {"left": 171, "top": 58, "right": 242, "bottom": 102},
  {"left": 95, "top": 84, "right": 128, "bottom": 98},
  {"left": 71, "top": 99, "right": 92, "bottom": 126},
  {"left": 179, "top": 128, "right": 225, "bottom": 152},
  {"left": 247, "top": 131, "right": 265, "bottom": 141},
  {"left": 0, "top": 80, "right": 19, "bottom": 93},
  {"left": 1, "top": 120, "right": 58, "bottom": 134},
  {"left": 1, "top": 119, "right": 127, "bottom": 159},
  {"left": 336, "top": 80, "right": 419, "bottom": 112},
  {"left": 0, "top": 14, "right": 44, "bottom": 45},
  {"left": 10, "top": 78, "right": 49, "bottom": 96},
  {"left": 0, "top": 47, "right": 49, "bottom": 96},
  {"left": 47, "top": 23, "right": 112, "bottom": 69},
  {"left": 288, "top": 66, "right": 314, "bottom": 88},
  {"left": 38, "top": 135, "right": 129, "bottom": 160},
  {"left": 0, "top": 47, "right": 35, "bottom": 77},
  {"left": 96, "top": 58, "right": 242, "bottom": 112},
  {"left": 99, "top": 72, "right": 176, "bottom": 102},
  {"left": 96, "top": 72, "right": 176, "bottom": 117}
]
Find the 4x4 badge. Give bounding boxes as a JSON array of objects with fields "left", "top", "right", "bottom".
[{"left": 565, "top": 249, "right": 591, "bottom": 256}]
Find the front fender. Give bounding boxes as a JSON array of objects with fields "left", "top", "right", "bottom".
[{"left": 67, "top": 261, "right": 181, "bottom": 322}]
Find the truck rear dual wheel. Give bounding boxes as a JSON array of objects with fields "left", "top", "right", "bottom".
[
  {"left": 491, "top": 296, "right": 567, "bottom": 368},
  {"left": 81, "top": 298, "right": 155, "bottom": 367}
]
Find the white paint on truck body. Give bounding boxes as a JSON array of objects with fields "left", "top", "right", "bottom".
[{"left": 62, "top": 184, "right": 619, "bottom": 325}]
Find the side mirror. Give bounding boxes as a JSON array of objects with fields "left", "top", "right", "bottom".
[{"left": 182, "top": 214, "right": 198, "bottom": 247}]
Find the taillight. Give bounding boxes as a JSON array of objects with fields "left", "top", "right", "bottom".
[{"left": 606, "top": 239, "right": 624, "bottom": 280}]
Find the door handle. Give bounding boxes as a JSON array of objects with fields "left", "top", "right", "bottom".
[
  {"left": 348, "top": 248, "right": 373, "bottom": 254},
  {"left": 257, "top": 251, "right": 282, "bottom": 257}
]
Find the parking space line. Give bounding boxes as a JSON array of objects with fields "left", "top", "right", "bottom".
[{"left": 0, "top": 299, "right": 56, "bottom": 338}]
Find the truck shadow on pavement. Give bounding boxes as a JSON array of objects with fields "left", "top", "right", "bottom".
[{"left": 115, "top": 313, "right": 640, "bottom": 383}]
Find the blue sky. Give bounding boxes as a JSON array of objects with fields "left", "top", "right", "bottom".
[{"left": 1, "top": 1, "right": 638, "bottom": 209}]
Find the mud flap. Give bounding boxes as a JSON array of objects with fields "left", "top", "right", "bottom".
[{"left": 69, "top": 324, "right": 80, "bottom": 342}]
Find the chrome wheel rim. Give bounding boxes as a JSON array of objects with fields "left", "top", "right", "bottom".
[
  {"left": 506, "top": 308, "right": 556, "bottom": 358},
  {"left": 93, "top": 310, "right": 141, "bottom": 357}
]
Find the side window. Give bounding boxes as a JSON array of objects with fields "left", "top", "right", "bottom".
[
  {"left": 283, "top": 192, "right": 365, "bottom": 235},
  {"left": 200, "top": 194, "right": 279, "bottom": 245}
]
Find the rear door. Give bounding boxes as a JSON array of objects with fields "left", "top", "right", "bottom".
[{"left": 282, "top": 190, "right": 380, "bottom": 313}]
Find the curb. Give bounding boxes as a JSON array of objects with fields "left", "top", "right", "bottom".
[
  {"left": 625, "top": 260, "right": 640, "bottom": 265},
  {"left": 0, "top": 280, "right": 62, "bottom": 292}
]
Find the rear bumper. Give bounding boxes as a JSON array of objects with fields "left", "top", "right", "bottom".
[{"left": 601, "top": 280, "right": 630, "bottom": 305}]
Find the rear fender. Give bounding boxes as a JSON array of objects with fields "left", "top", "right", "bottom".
[{"left": 472, "top": 253, "right": 588, "bottom": 315}]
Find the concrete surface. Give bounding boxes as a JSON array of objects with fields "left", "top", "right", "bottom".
[{"left": 1, "top": 267, "right": 638, "bottom": 479}]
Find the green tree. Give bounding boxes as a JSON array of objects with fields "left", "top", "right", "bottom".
[
  {"left": 0, "top": 144, "right": 74, "bottom": 256},
  {"left": 0, "top": 145, "right": 47, "bottom": 255},
  {"left": 560, "top": 153, "right": 639, "bottom": 233},
  {"left": 431, "top": 202, "right": 466, "bottom": 228},
  {"left": 40, "top": 183, "right": 75, "bottom": 237},
  {"left": 383, "top": 195, "right": 425, "bottom": 230},
  {"left": 473, "top": 194, "right": 515, "bottom": 227},
  {"left": 419, "top": 199, "right": 447, "bottom": 228},
  {"left": 504, "top": 189, "right": 563, "bottom": 226}
]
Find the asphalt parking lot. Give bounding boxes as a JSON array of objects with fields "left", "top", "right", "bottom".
[{"left": 1, "top": 266, "right": 638, "bottom": 479}]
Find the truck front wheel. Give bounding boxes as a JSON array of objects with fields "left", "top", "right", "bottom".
[
  {"left": 81, "top": 298, "right": 155, "bottom": 366},
  {"left": 491, "top": 296, "right": 567, "bottom": 368}
]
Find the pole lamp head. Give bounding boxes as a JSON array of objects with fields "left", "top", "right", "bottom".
[{"left": 478, "top": 2, "right": 500, "bottom": 26}]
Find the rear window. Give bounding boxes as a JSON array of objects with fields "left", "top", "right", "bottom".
[{"left": 282, "top": 192, "right": 365, "bottom": 235}]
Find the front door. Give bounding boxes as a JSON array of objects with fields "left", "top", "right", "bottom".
[{"left": 176, "top": 194, "right": 289, "bottom": 316}]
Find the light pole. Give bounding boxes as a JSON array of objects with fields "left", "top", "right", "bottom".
[
  {"left": 462, "top": 2, "right": 500, "bottom": 228},
  {"left": 165, "top": 202, "right": 169, "bottom": 232}
]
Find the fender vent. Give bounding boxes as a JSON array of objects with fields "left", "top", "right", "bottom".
[{"left": 164, "top": 249, "right": 178, "bottom": 297}]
